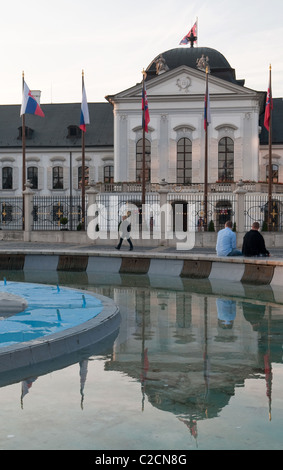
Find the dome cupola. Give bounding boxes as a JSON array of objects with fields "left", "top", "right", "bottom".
[{"left": 146, "top": 47, "right": 245, "bottom": 86}]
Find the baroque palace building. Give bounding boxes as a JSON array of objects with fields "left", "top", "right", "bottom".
[{"left": 0, "top": 44, "right": 283, "bottom": 232}]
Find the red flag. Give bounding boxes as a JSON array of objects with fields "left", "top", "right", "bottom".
[
  {"left": 179, "top": 21, "right": 198, "bottom": 45},
  {"left": 142, "top": 82, "right": 150, "bottom": 133},
  {"left": 264, "top": 67, "right": 273, "bottom": 132}
]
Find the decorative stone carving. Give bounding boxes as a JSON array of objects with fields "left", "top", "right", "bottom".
[
  {"left": 155, "top": 55, "right": 169, "bottom": 75},
  {"left": 176, "top": 76, "right": 191, "bottom": 93},
  {"left": 196, "top": 54, "right": 210, "bottom": 73}
]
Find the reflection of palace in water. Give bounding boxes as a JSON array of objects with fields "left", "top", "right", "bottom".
[
  {"left": 100, "top": 278, "right": 283, "bottom": 438},
  {"left": 15, "top": 272, "right": 283, "bottom": 441}
]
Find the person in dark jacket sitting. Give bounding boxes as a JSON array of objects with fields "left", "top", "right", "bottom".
[{"left": 242, "top": 222, "right": 270, "bottom": 257}]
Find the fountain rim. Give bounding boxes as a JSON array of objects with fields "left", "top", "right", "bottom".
[{"left": 0, "top": 284, "right": 120, "bottom": 369}]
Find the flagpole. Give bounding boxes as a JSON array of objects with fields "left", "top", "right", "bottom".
[
  {"left": 204, "top": 66, "right": 209, "bottom": 232},
  {"left": 142, "top": 69, "right": 147, "bottom": 206},
  {"left": 81, "top": 70, "right": 86, "bottom": 231},
  {"left": 267, "top": 65, "right": 273, "bottom": 232},
  {"left": 22, "top": 71, "right": 26, "bottom": 230}
]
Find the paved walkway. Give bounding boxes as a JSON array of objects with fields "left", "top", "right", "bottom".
[{"left": 0, "top": 240, "right": 283, "bottom": 258}]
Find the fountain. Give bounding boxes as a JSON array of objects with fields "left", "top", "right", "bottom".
[{"left": 0, "top": 281, "right": 120, "bottom": 378}]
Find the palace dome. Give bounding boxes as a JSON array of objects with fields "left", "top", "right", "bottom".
[{"left": 146, "top": 47, "right": 245, "bottom": 86}]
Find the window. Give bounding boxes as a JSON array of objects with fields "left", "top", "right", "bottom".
[
  {"left": 52, "top": 166, "right": 63, "bottom": 190},
  {"left": 136, "top": 139, "right": 151, "bottom": 183},
  {"left": 218, "top": 137, "right": 234, "bottom": 182},
  {"left": 177, "top": 138, "right": 192, "bottom": 184},
  {"left": 27, "top": 167, "right": 38, "bottom": 190},
  {"left": 78, "top": 166, "right": 89, "bottom": 189},
  {"left": 266, "top": 164, "right": 279, "bottom": 184},
  {"left": 104, "top": 165, "right": 114, "bottom": 183},
  {"left": 2, "top": 167, "right": 13, "bottom": 190},
  {"left": 18, "top": 126, "right": 34, "bottom": 140},
  {"left": 67, "top": 126, "right": 81, "bottom": 139}
]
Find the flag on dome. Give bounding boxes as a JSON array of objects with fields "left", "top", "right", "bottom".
[
  {"left": 264, "top": 67, "right": 273, "bottom": 132},
  {"left": 142, "top": 82, "right": 150, "bottom": 133},
  {"left": 80, "top": 82, "right": 90, "bottom": 132},
  {"left": 179, "top": 21, "right": 198, "bottom": 45},
  {"left": 20, "top": 81, "right": 45, "bottom": 117}
]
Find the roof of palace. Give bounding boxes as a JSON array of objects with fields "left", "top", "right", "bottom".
[
  {"left": 146, "top": 46, "right": 245, "bottom": 86},
  {"left": 0, "top": 102, "right": 114, "bottom": 149}
]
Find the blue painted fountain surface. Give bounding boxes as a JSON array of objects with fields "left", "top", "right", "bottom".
[{"left": 0, "top": 281, "right": 103, "bottom": 348}]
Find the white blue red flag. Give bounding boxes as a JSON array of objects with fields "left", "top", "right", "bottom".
[
  {"left": 264, "top": 73, "right": 273, "bottom": 132},
  {"left": 20, "top": 81, "right": 44, "bottom": 117},
  {"left": 80, "top": 83, "right": 90, "bottom": 132},
  {"left": 179, "top": 21, "right": 198, "bottom": 46},
  {"left": 142, "top": 82, "right": 150, "bottom": 133}
]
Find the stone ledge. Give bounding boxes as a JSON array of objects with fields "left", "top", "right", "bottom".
[{"left": 1, "top": 250, "right": 283, "bottom": 286}]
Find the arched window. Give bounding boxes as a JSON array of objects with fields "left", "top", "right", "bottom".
[
  {"left": 104, "top": 165, "right": 114, "bottom": 183},
  {"left": 52, "top": 166, "right": 63, "bottom": 190},
  {"left": 266, "top": 164, "right": 279, "bottom": 183},
  {"left": 78, "top": 166, "right": 89, "bottom": 189},
  {"left": 218, "top": 137, "right": 234, "bottom": 182},
  {"left": 27, "top": 167, "right": 38, "bottom": 189},
  {"left": 136, "top": 139, "right": 151, "bottom": 183},
  {"left": 177, "top": 138, "right": 192, "bottom": 184},
  {"left": 2, "top": 167, "right": 13, "bottom": 190}
]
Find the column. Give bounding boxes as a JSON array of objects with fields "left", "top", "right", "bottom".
[{"left": 23, "top": 180, "right": 34, "bottom": 242}]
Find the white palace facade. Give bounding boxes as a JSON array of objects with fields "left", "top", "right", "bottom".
[
  {"left": 0, "top": 44, "right": 283, "bottom": 234},
  {"left": 108, "top": 48, "right": 263, "bottom": 186}
]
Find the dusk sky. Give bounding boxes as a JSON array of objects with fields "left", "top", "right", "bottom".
[{"left": 1, "top": 0, "right": 283, "bottom": 104}]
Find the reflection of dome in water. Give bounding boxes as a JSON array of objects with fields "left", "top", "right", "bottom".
[
  {"left": 146, "top": 46, "right": 245, "bottom": 86},
  {"left": 0, "top": 293, "right": 28, "bottom": 315}
]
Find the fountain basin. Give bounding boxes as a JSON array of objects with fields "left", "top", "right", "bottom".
[{"left": 0, "top": 281, "right": 120, "bottom": 375}]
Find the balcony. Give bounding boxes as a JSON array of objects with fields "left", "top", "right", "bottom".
[{"left": 94, "top": 181, "right": 283, "bottom": 194}]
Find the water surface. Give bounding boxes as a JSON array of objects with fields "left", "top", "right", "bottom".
[{"left": 0, "top": 271, "right": 282, "bottom": 450}]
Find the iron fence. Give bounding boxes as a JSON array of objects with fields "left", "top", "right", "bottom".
[
  {"left": 244, "top": 194, "right": 283, "bottom": 231},
  {"left": 2, "top": 192, "right": 283, "bottom": 233},
  {"left": 97, "top": 192, "right": 160, "bottom": 233},
  {"left": 32, "top": 195, "right": 83, "bottom": 231},
  {"left": 0, "top": 197, "right": 23, "bottom": 230},
  {"left": 167, "top": 193, "right": 236, "bottom": 231}
]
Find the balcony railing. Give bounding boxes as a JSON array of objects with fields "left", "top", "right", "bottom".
[{"left": 95, "top": 181, "right": 283, "bottom": 194}]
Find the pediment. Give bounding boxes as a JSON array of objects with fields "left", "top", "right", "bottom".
[{"left": 112, "top": 66, "right": 257, "bottom": 101}]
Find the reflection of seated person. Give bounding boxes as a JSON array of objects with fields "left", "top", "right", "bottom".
[
  {"left": 242, "top": 302, "right": 266, "bottom": 332},
  {"left": 216, "top": 298, "right": 236, "bottom": 329},
  {"left": 242, "top": 222, "right": 270, "bottom": 257}
]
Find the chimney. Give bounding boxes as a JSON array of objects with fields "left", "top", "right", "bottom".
[{"left": 31, "top": 90, "right": 41, "bottom": 104}]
